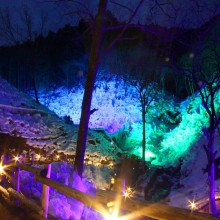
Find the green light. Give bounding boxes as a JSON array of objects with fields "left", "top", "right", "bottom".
[
  {"left": 125, "top": 90, "right": 220, "bottom": 166},
  {"left": 133, "top": 148, "right": 156, "bottom": 161}
]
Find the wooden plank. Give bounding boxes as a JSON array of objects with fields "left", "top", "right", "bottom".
[
  {"left": 15, "top": 167, "right": 20, "bottom": 192},
  {"left": 16, "top": 164, "right": 220, "bottom": 220},
  {"left": 0, "top": 185, "right": 10, "bottom": 199},
  {"left": 35, "top": 175, "right": 108, "bottom": 215},
  {"left": 0, "top": 185, "right": 16, "bottom": 207},
  {"left": 35, "top": 175, "right": 219, "bottom": 220},
  {"left": 7, "top": 187, "right": 46, "bottom": 220},
  {"left": 120, "top": 199, "right": 220, "bottom": 220},
  {"left": 41, "top": 164, "right": 51, "bottom": 218},
  {"left": 16, "top": 163, "right": 42, "bottom": 175},
  {"left": 97, "top": 190, "right": 220, "bottom": 220},
  {"left": 7, "top": 187, "right": 43, "bottom": 213}
]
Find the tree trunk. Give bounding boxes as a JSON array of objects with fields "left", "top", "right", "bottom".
[
  {"left": 31, "top": 47, "right": 39, "bottom": 104},
  {"left": 142, "top": 103, "right": 146, "bottom": 161},
  {"left": 74, "top": 0, "right": 108, "bottom": 177},
  {"left": 208, "top": 130, "right": 217, "bottom": 215},
  {"left": 32, "top": 74, "right": 39, "bottom": 104}
]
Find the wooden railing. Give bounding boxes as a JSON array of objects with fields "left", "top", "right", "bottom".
[{"left": 0, "top": 162, "right": 219, "bottom": 220}]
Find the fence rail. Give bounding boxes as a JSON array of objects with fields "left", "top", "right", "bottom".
[{"left": 0, "top": 162, "right": 219, "bottom": 220}]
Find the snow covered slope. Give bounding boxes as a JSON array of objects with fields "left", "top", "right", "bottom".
[
  {"left": 168, "top": 133, "right": 220, "bottom": 211},
  {"left": 0, "top": 77, "right": 121, "bottom": 161}
]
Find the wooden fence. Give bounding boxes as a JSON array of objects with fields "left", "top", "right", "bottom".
[{"left": 0, "top": 161, "right": 219, "bottom": 220}]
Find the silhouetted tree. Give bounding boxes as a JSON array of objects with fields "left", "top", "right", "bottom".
[
  {"left": 62, "top": 0, "right": 184, "bottom": 177},
  {"left": 0, "top": 6, "right": 48, "bottom": 102},
  {"left": 67, "top": 0, "right": 145, "bottom": 177},
  {"left": 173, "top": 15, "right": 220, "bottom": 215},
  {"left": 125, "top": 66, "right": 159, "bottom": 161}
]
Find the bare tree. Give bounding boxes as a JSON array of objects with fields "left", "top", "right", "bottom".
[
  {"left": 0, "top": 6, "right": 48, "bottom": 103},
  {"left": 171, "top": 16, "right": 220, "bottom": 215},
  {"left": 125, "top": 67, "right": 159, "bottom": 162},
  {"left": 57, "top": 0, "right": 181, "bottom": 177},
  {"left": 0, "top": 8, "right": 19, "bottom": 45},
  {"left": 73, "top": 0, "right": 108, "bottom": 177},
  {"left": 72, "top": 0, "right": 145, "bottom": 177},
  {"left": 21, "top": 6, "right": 48, "bottom": 103}
]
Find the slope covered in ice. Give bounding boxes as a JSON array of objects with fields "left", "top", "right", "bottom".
[
  {"left": 0, "top": 77, "right": 121, "bottom": 162},
  {"left": 37, "top": 77, "right": 220, "bottom": 167}
]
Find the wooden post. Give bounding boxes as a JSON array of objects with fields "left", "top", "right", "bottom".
[
  {"left": 109, "top": 177, "right": 125, "bottom": 217},
  {"left": 15, "top": 167, "right": 20, "bottom": 192},
  {"left": 23, "top": 153, "right": 26, "bottom": 163},
  {"left": 0, "top": 155, "right": 7, "bottom": 185},
  {"left": 13, "top": 155, "right": 20, "bottom": 206},
  {"left": 14, "top": 166, "right": 20, "bottom": 206},
  {"left": 113, "top": 177, "right": 123, "bottom": 194},
  {"left": 0, "top": 155, "right": 3, "bottom": 183},
  {"left": 41, "top": 163, "right": 51, "bottom": 218},
  {"left": 14, "top": 154, "right": 20, "bottom": 192},
  {"left": 122, "top": 178, "right": 126, "bottom": 194},
  {"left": 32, "top": 154, "right": 34, "bottom": 165}
]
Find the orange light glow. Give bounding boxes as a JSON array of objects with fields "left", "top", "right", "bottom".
[
  {"left": 188, "top": 199, "right": 197, "bottom": 210},
  {"left": 14, "top": 156, "right": 19, "bottom": 162},
  {"left": 0, "top": 164, "right": 4, "bottom": 174}
]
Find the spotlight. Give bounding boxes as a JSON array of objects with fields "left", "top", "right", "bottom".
[
  {"left": 0, "top": 164, "right": 4, "bottom": 174},
  {"left": 14, "top": 156, "right": 19, "bottom": 162},
  {"left": 111, "top": 178, "right": 115, "bottom": 184},
  {"left": 123, "top": 191, "right": 129, "bottom": 197},
  {"left": 123, "top": 186, "right": 134, "bottom": 199},
  {"left": 104, "top": 209, "right": 119, "bottom": 220},
  {"left": 188, "top": 199, "right": 197, "bottom": 211}
]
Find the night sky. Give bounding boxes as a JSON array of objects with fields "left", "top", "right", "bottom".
[{"left": 0, "top": 0, "right": 219, "bottom": 46}]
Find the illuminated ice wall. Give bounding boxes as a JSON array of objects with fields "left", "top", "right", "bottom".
[{"left": 38, "top": 77, "right": 220, "bottom": 166}]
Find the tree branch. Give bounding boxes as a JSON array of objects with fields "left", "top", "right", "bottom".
[
  {"left": 109, "top": 0, "right": 134, "bottom": 13},
  {"left": 100, "top": 0, "right": 144, "bottom": 60}
]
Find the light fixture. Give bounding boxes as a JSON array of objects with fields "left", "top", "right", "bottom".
[
  {"left": 188, "top": 199, "right": 197, "bottom": 211},
  {"left": 109, "top": 162, "right": 114, "bottom": 168},
  {"left": 104, "top": 205, "right": 120, "bottom": 220},
  {"left": 123, "top": 191, "right": 129, "bottom": 198},
  {"left": 123, "top": 186, "right": 134, "bottom": 199},
  {"left": 111, "top": 178, "right": 115, "bottom": 184},
  {"left": 14, "top": 156, "right": 19, "bottom": 162},
  {"left": 0, "top": 163, "right": 4, "bottom": 174}
]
